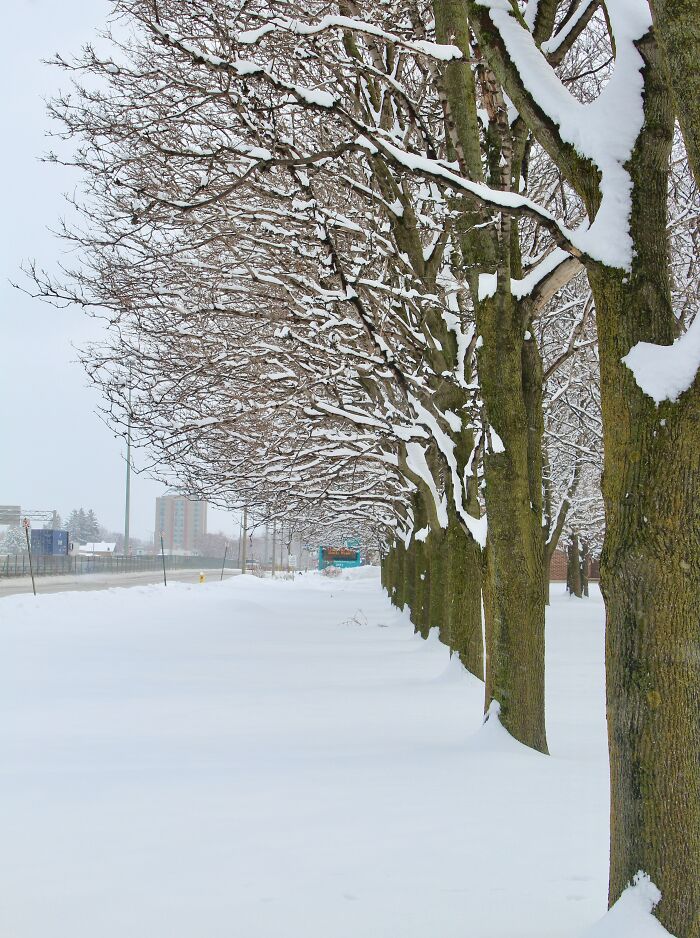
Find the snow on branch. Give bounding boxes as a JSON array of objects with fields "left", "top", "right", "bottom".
[
  {"left": 622, "top": 315, "right": 700, "bottom": 405},
  {"left": 473, "top": 0, "right": 652, "bottom": 269},
  {"left": 236, "top": 15, "right": 463, "bottom": 62}
]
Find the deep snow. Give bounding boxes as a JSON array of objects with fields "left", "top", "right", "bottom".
[{"left": 0, "top": 569, "right": 655, "bottom": 937}]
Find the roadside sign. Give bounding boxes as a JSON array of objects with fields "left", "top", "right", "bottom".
[{"left": 0, "top": 506, "right": 21, "bottom": 525}]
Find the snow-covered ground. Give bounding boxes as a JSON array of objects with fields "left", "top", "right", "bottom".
[{"left": 0, "top": 569, "right": 624, "bottom": 937}]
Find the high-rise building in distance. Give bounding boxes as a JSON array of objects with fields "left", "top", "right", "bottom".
[{"left": 155, "top": 495, "right": 207, "bottom": 554}]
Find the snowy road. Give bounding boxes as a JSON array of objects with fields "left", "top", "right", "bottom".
[
  {"left": 0, "top": 570, "right": 610, "bottom": 938},
  {"left": 0, "top": 568, "right": 240, "bottom": 598}
]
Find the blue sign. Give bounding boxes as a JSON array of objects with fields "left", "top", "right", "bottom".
[
  {"left": 318, "top": 546, "right": 362, "bottom": 570},
  {"left": 30, "top": 529, "right": 69, "bottom": 556}
]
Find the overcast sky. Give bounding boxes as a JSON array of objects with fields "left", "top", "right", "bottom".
[{"left": 0, "top": 1, "right": 240, "bottom": 540}]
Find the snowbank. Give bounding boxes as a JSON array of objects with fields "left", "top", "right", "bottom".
[{"left": 580, "top": 874, "right": 675, "bottom": 938}]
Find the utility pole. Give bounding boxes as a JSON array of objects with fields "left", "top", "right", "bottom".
[
  {"left": 271, "top": 520, "right": 276, "bottom": 576},
  {"left": 220, "top": 542, "right": 228, "bottom": 581},
  {"left": 124, "top": 414, "right": 132, "bottom": 557},
  {"left": 123, "top": 371, "right": 132, "bottom": 557},
  {"left": 160, "top": 532, "right": 167, "bottom": 586},
  {"left": 241, "top": 507, "right": 248, "bottom": 573}
]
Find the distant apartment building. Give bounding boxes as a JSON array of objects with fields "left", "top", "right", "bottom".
[{"left": 155, "top": 495, "right": 207, "bottom": 554}]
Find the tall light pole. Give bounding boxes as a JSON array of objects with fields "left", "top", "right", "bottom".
[
  {"left": 271, "top": 520, "right": 276, "bottom": 576},
  {"left": 123, "top": 377, "right": 132, "bottom": 557},
  {"left": 241, "top": 507, "right": 248, "bottom": 573}
]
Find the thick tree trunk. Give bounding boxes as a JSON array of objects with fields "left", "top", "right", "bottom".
[
  {"left": 413, "top": 540, "right": 430, "bottom": 638},
  {"left": 648, "top": 0, "right": 700, "bottom": 187},
  {"left": 581, "top": 541, "right": 590, "bottom": 598},
  {"left": 481, "top": 544, "right": 495, "bottom": 705},
  {"left": 411, "top": 495, "right": 431, "bottom": 636},
  {"left": 567, "top": 535, "right": 583, "bottom": 598},
  {"left": 428, "top": 528, "right": 448, "bottom": 639},
  {"left": 384, "top": 522, "right": 483, "bottom": 679},
  {"left": 446, "top": 520, "right": 484, "bottom": 678},
  {"left": 402, "top": 538, "right": 415, "bottom": 618},
  {"left": 393, "top": 539, "right": 406, "bottom": 609},
  {"left": 380, "top": 547, "right": 390, "bottom": 593},
  {"left": 460, "top": 7, "right": 698, "bottom": 927},
  {"left": 477, "top": 294, "right": 548, "bottom": 753},
  {"left": 589, "top": 33, "right": 700, "bottom": 936},
  {"left": 434, "top": 0, "right": 547, "bottom": 751},
  {"left": 593, "top": 268, "right": 700, "bottom": 938}
]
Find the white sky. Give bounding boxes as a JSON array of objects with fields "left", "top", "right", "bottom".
[{"left": 0, "top": 0, "right": 239, "bottom": 540}]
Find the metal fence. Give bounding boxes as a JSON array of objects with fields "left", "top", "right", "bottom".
[{"left": 1, "top": 553, "right": 226, "bottom": 579}]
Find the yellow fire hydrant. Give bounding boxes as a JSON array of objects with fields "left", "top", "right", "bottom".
[{"left": 199, "top": 572, "right": 206, "bottom": 584}]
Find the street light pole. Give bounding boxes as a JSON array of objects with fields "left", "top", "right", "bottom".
[
  {"left": 124, "top": 378, "right": 132, "bottom": 557},
  {"left": 241, "top": 507, "right": 248, "bottom": 574},
  {"left": 124, "top": 417, "right": 131, "bottom": 557}
]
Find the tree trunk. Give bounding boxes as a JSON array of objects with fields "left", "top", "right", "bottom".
[
  {"left": 477, "top": 293, "right": 548, "bottom": 753},
  {"left": 393, "top": 540, "right": 406, "bottom": 609},
  {"left": 380, "top": 547, "right": 390, "bottom": 592},
  {"left": 482, "top": 543, "right": 495, "bottom": 706},
  {"left": 428, "top": 528, "right": 448, "bottom": 639},
  {"left": 648, "top": 0, "right": 700, "bottom": 187},
  {"left": 402, "top": 538, "right": 415, "bottom": 618},
  {"left": 593, "top": 268, "right": 700, "bottom": 938},
  {"left": 413, "top": 536, "right": 431, "bottom": 638},
  {"left": 446, "top": 519, "right": 484, "bottom": 678},
  {"left": 588, "top": 32, "right": 700, "bottom": 936},
  {"left": 567, "top": 534, "right": 583, "bottom": 598},
  {"left": 581, "top": 541, "right": 590, "bottom": 598},
  {"left": 411, "top": 494, "right": 431, "bottom": 636},
  {"left": 434, "top": 0, "right": 547, "bottom": 751}
]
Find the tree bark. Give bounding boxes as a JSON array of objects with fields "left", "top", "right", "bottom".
[
  {"left": 433, "top": 0, "right": 548, "bottom": 753},
  {"left": 648, "top": 0, "right": 700, "bottom": 187},
  {"left": 481, "top": 544, "right": 495, "bottom": 706},
  {"left": 567, "top": 534, "right": 583, "bottom": 598},
  {"left": 477, "top": 293, "right": 548, "bottom": 753},
  {"left": 446, "top": 519, "right": 484, "bottom": 678},
  {"left": 462, "top": 8, "right": 699, "bottom": 928},
  {"left": 380, "top": 546, "right": 390, "bottom": 593},
  {"left": 428, "top": 528, "right": 448, "bottom": 639},
  {"left": 587, "top": 33, "right": 700, "bottom": 936},
  {"left": 412, "top": 495, "right": 431, "bottom": 637},
  {"left": 581, "top": 540, "right": 590, "bottom": 598},
  {"left": 402, "top": 537, "right": 415, "bottom": 618},
  {"left": 393, "top": 539, "right": 406, "bottom": 609}
]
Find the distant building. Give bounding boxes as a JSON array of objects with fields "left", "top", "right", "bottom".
[
  {"left": 155, "top": 495, "right": 207, "bottom": 554},
  {"left": 549, "top": 547, "right": 599, "bottom": 581},
  {"left": 77, "top": 542, "right": 117, "bottom": 557}
]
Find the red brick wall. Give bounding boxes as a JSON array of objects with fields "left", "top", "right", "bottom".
[
  {"left": 549, "top": 548, "right": 568, "bottom": 581},
  {"left": 549, "top": 548, "right": 600, "bottom": 581}
]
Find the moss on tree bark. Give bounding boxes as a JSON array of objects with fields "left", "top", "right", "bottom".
[
  {"left": 446, "top": 520, "right": 484, "bottom": 678},
  {"left": 477, "top": 293, "right": 548, "bottom": 753},
  {"left": 588, "top": 33, "right": 700, "bottom": 936},
  {"left": 648, "top": 0, "right": 700, "bottom": 187}
]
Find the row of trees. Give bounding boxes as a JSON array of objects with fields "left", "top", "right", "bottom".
[{"left": 31, "top": 0, "right": 698, "bottom": 933}]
